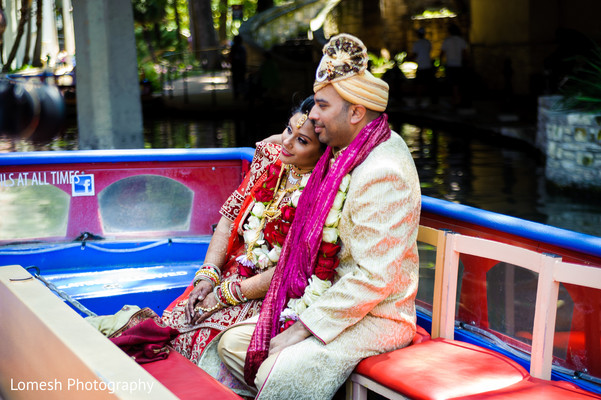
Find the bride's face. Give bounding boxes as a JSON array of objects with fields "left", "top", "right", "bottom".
[{"left": 279, "top": 112, "right": 323, "bottom": 171}]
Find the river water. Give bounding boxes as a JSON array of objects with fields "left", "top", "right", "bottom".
[{"left": 2, "top": 112, "right": 600, "bottom": 237}]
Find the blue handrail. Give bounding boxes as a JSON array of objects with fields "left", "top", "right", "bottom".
[
  {"left": 421, "top": 196, "right": 601, "bottom": 259},
  {"left": 0, "top": 147, "right": 255, "bottom": 165}
]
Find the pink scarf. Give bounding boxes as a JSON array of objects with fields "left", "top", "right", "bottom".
[{"left": 244, "top": 114, "right": 391, "bottom": 384}]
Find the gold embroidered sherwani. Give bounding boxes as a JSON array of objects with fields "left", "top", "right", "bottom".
[{"left": 198, "top": 132, "right": 421, "bottom": 399}]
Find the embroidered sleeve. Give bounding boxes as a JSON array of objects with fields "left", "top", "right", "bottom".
[{"left": 220, "top": 141, "right": 281, "bottom": 221}]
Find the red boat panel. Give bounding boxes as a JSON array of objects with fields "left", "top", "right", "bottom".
[{"left": 0, "top": 160, "right": 246, "bottom": 242}]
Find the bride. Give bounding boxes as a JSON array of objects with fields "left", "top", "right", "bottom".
[{"left": 161, "top": 95, "right": 330, "bottom": 362}]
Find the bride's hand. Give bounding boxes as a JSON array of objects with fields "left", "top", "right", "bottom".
[
  {"left": 185, "top": 280, "right": 214, "bottom": 323},
  {"left": 188, "top": 291, "right": 221, "bottom": 325},
  {"left": 261, "top": 132, "right": 283, "bottom": 145}
]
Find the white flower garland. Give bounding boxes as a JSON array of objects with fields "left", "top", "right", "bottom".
[{"left": 280, "top": 174, "right": 351, "bottom": 327}]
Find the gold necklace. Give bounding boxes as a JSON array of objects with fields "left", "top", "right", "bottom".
[
  {"left": 287, "top": 165, "right": 310, "bottom": 185},
  {"left": 263, "top": 182, "right": 299, "bottom": 221}
]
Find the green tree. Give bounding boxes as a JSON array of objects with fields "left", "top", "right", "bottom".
[
  {"left": 2, "top": 0, "right": 32, "bottom": 72},
  {"left": 133, "top": 0, "right": 168, "bottom": 63},
  {"left": 257, "top": 0, "right": 273, "bottom": 13},
  {"left": 188, "top": 0, "right": 220, "bottom": 69},
  {"left": 31, "top": 0, "right": 42, "bottom": 67}
]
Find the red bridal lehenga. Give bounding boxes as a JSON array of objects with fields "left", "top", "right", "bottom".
[{"left": 162, "top": 142, "right": 303, "bottom": 363}]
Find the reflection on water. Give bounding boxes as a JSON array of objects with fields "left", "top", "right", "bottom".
[
  {"left": 1, "top": 114, "right": 600, "bottom": 237},
  {"left": 143, "top": 116, "right": 239, "bottom": 149}
]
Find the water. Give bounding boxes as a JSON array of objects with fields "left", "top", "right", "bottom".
[{"left": 2, "top": 113, "right": 600, "bottom": 237}]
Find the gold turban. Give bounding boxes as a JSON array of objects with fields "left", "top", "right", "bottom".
[{"left": 313, "top": 33, "right": 389, "bottom": 112}]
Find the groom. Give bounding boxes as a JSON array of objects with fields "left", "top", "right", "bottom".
[{"left": 217, "top": 33, "right": 421, "bottom": 399}]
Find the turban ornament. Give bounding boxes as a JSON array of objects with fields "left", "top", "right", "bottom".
[{"left": 314, "top": 34, "right": 389, "bottom": 112}]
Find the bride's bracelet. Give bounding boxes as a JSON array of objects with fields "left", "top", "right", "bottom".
[
  {"left": 231, "top": 281, "right": 248, "bottom": 303},
  {"left": 201, "top": 262, "right": 221, "bottom": 276},
  {"left": 221, "top": 281, "right": 240, "bottom": 306},
  {"left": 213, "top": 285, "right": 229, "bottom": 307},
  {"left": 215, "top": 281, "right": 249, "bottom": 306},
  {"left": 193, "top": 263, "right": 221, "bottom": 287}
]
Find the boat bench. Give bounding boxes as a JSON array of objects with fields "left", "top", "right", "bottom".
[
  {"left": 141, "top": 348, "right": 242, "bottom": 399},
  {"left": 346, "top": 227, "right": 601, "bottom": 400},
  {"left": 0, "top": 264, "right": 241, "bottom": 400}
]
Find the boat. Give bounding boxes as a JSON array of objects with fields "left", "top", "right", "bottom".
[{"left": 0, "top": 148, "right": 600, "bottom": 399}]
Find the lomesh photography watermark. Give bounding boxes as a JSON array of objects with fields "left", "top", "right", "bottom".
[{"left": 10, "top": 377, "right": 155, "bottom": 395}]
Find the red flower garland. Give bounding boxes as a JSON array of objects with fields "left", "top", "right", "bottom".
[
  {"left": 253, "top": 164, "right": 281, "bottom": 202},
  {"left": 243, "top": 163, "right": 342, "bottom": 283},
  {"left": 315, "top": 242, "right": 341, "bottom": 281}
]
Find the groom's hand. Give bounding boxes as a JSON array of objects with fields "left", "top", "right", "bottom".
[{"left": 268, "top": 321, "right": 311, "bottom": 356}]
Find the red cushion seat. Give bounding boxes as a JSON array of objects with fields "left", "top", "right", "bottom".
[
  {"left": 455, "top": 376, "right": 601, "bottom": 399},
  {"left": 355, "top": 338, "right": 529, "bottom": 400},
  {"left": 142, "top": 348, "right": 242, "bottom": 399},
  {"left": 412, "top": 324, "right": 431, "bottom": 345}
]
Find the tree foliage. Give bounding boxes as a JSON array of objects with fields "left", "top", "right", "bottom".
[{"left": 2, "top": 0, "right": 32, "bottom": 72}]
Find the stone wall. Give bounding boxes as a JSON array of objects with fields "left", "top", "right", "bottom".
[{"left": 537, "top": 95, "right": 601, "bottom": 190}]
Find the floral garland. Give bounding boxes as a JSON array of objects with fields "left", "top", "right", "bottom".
[
  {"left": 237, "top": 164, "right": 310, "bottom": 276},
  {"left": 279, "top": 173, "right": 351, "bottom": 332}
]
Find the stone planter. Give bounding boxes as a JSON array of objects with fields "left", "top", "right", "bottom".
[{"left": 537, "top": 95, "right": 601, "bottom": 191}]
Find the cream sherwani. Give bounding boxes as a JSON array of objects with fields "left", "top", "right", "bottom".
[{"left": 199, "top": 132, "right": 421, "bottom": 399}]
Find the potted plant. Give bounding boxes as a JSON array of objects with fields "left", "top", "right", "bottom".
[{"left": 536, "top": 39, "right": 601, "bottom": 191}]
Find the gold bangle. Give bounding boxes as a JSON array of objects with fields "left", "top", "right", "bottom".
[
  {"left": 233, "top": 281, "right": 248, "bottom": 302},
  {"left": 221, "top": 281, "right": 240, "bottom": 306},
  {"left": 194, "top": 269, "right": 220, "bottom": 286}
]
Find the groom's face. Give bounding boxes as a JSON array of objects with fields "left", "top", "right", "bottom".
[{"left": 309, "top": 85, "right": 353, "bottom": 151}]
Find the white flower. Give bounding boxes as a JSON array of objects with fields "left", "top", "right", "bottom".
[
  {"left": 251, "top": 202, "right": 266, "bottom": 218},
  {"left": 247, "top": 215, "right": 261, "bottom": 231},
  {"left": 267, "top": 245, "right": 281, "bottom": 262},
  {"left": 292, "top": 298, "right": 308, "bottom": 314},
  {"left": 290, "top": 190, "right": 302, "bottom": 207},
  {"left": 286, "top": 297, "right": 301, "bottom": 310},
  {"left": 332, "top": 191, "right": 346, "bottom": 210},
  {"left": 324, "top": 208, "right": 341, "bottom": 227},
  {"left": 302, "top": 276, "right": 332, "bottom": 305},
  {"left": 252, "top": 246, "right": 268, "bottom": 259},
  {"left": 243, "top": 229, "right": 259, "bottom": 244},
  {"left": 257, "top": 253, "right": 271, "bottom": 270},
  {"left": 339, "top": 174, "right": 351, "bottom": 193},
  {"left": 279, "top": 308, "right": 298, "bottom": 322},
  {"left": 322, "top": 227, "right": 338, "bottom": 243},
  {"left": 300, "top": 174, "right": 311, "bottom": 188}
]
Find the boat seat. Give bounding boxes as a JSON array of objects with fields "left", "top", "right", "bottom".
[
  {"left": 411, "top": 324, "right": 431, "bottom": 345},
  {"left": 352, "top": 338, "right": 529, "bottom": 400},
  {"left": 142, "top": 348, "right": 243, "bottom": 400},
  {"left": 456, "top": 376, "right": 601, "bottom": 399},
  {"left": 0, "top": 264, "right": 177, "bottom": 399},
  {"left": 0, "top": 264, "right": 243, "bottom": 399},
  {"left": 346, "top": 231, "right": 601, "bottom": 399}
]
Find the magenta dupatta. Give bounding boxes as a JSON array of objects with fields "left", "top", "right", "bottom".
[{"left": 243, "top": 114, "right": 392, "bottom": 384}]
